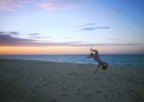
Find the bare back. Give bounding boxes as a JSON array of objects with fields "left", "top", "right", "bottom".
[{"left": 91, "top": 53, "right": 103, "bottom": 64}]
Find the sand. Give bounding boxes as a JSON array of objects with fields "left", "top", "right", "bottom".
[{"left": 0, "top": 59, "right": 144, "bottom": 102}]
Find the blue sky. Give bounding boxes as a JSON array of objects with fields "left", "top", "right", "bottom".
[{"left": 0, "top": 0, "right": 144, "bottom": 54}]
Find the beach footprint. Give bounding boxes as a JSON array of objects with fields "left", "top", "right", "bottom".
[
  {"left": 16, "top": 94, "right": 27, "bottom": 101},
  {"left": 69, "top": 72, "right": 77, "bottom": 76},
  {"left": 49, "top": 99, "right": 57, "bottom": 102}
]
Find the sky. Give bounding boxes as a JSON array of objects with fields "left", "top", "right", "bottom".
[{"left": 0, "top": 0, "right": 144, "bottom": 55}]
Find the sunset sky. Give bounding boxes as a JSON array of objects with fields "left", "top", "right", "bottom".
[{"left": 0, "top": 0, "right": 144, "bottom": 55}]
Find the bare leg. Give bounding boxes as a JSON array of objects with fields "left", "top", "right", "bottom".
[{"left": 94, "top": 64, "right": 101, "bottom": 74}]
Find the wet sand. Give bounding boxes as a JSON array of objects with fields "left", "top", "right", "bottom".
[{"left": 0, "top": 59, "right": 144, "bottom": 102}]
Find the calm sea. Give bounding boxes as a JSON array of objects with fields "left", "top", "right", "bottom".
[{"left": 0, "top": 54, "right": 144, "bottom": 67}]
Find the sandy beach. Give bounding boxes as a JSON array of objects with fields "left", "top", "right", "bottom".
[{"left": 0, "top": 59, "right": 144, "bottom": 102}]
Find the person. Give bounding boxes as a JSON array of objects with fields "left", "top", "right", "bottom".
[{"left": 87, "top": 48, "right": 108, "bottom": 74}]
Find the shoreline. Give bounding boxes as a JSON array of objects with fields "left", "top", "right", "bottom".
[
  {"left": 0, "top": 58, "right": 143, "bottom": 68},
  {"left": 0, "top": 59, "right": 144, "bottom": 102}
]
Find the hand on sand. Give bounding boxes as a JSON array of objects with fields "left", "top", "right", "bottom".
[{"left": 87, "top": 55, "right": 90, "bottom": 58}]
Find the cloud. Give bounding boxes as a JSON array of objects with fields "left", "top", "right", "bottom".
[
  {"left": 0, "top": 34, "right": 35, "bottom": 46},
  {"left": 0, "top": 34, "right": 73, "bottom": 46},
  {"left": 76, "top": 23, "right": 111, "bottom": 31},
  {"left": 0, "top": 34, "right": 141, "bottom": 47},
  {"left": 28, "top": 33, "right": 52, "bottom": 39},
  {"left": 0, "top": 31, "right": 6, "bottom": 35},
  {"left": 112, "top": 8, "right": 127, "bottom": 13},
  {"left": 77, "top": 23, "right": 96, "bottom": 27},
  {"left": 28, "top": 33, "right": 40, "bottom": 36},
  {"left": 0, "top": 34, "right": 36, "bottom": 46},
  {"left": 109, "top": 38, "right": 120, "bottom": 41},
  {"left": 75, "top": 43, "right": 141, "bottom": 46},
  {"left": 0, "top": 31, "right": 19, "bottom": 35},
  {"left": 64, "top": 37, "right": 72, "bottom": 39},
  {"left": 10, "top": 32, "right": 19, "bottom": 35},
  {"left": 0, "top": 0, "right": 34, "bottom": 11},
  {"left": 114, "top": 8, "right": 126, "bottom": 12},
  {"left": 0, "top": 0, "right": 78, "bottom": 11},
  {"left": 40, "top": 1, "right": 78, "bottom": 11},
  {"left": 77, "top": 26, "right": 111, "bottom": 31},
  {"left": 30, "top": 36, "right": 52, "bottom": 39}
]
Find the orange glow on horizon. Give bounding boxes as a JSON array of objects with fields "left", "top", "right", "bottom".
[
  {"left": 0, "top": 46, "right": 90, "bottom": 55},
  {"left": 0, "top": 45, "right": 143, "bottom": 55}
]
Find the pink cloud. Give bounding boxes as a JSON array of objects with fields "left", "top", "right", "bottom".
[
  {"left": 0, "top": 33, "right": 141, "bottom": 47},
  {"left": 40, "top": 1, "right": 78, "bottom": 11},
  {"left": 0, "top": 0, "right": 78, "bottom": 11},
  {"left": 0, "top": 0, "right": 33, "bottom": 11}
]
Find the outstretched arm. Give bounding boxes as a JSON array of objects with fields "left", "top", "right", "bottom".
[
  {"left": 87, "top": 53, "right": 92, "bottom": 58},
  {"left": 90, "top": 48, "right": 98, "bottom": 53}
]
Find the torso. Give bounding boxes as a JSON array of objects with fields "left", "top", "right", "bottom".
[{"left": 92, "top": 53, "right": 103, "bottom": 64}]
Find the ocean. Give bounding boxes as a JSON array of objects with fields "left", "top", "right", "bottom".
[{"left": 0, "top": 54, "right": 144, "bottom": 67}]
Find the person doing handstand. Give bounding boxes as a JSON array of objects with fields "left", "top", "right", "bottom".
[{"left": 87, "top": 48, "right": 108, "bottom": 74}]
